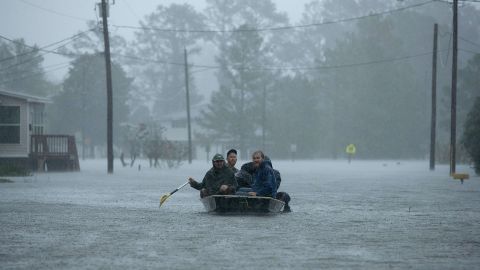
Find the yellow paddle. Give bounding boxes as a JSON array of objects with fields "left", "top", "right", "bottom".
[{"left": 159, "top": 181, "right": 189, "bottom": 207}]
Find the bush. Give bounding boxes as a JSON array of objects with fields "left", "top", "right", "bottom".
[
  {"left": 462, "top": 97, "right": 480, "bottom": 175},
  {"left": 0, "top": 164, "right": 30, "bottom": 176}
]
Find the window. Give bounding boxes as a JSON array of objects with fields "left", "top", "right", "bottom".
[{"left": 0, "top": 106, "right": 20, "bottom": 143}]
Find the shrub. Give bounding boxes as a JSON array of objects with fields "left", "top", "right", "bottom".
[
  {"left": 462, "top": 97, "right": 480, "bottom": 175},
  {"left": 0, "top": 164, "right": 30, "bottom": 176}
]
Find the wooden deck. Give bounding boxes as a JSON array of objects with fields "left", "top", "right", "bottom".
[{"left": 30, "top": 135, "right": 80, "bottom": 171}]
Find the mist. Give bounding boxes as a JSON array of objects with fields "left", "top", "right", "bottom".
[
  {"left": 1, "top": 0, "right": 480, "bottom": 163},
  {"left": 2, "top": 2, "right": 480, "bottom": 269}
]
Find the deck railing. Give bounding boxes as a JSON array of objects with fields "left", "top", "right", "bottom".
[{"left": 30, "top": 135, "right": 80, "bottom": 171}]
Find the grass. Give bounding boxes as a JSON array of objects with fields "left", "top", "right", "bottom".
[{"left": 0, "top": 164, "right": 30, "bottom": 177}]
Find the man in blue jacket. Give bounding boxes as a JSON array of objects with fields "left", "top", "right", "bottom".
[
  {"left": 236, "top": 152, "right": 291, "bottom": 212},
  {"left": 247, "top": 150, "right": 277, "bottom": 198}
]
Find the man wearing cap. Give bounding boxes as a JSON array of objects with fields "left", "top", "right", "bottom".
[{"left": 188, "top": 153, "right": 237, "bottom": 198}]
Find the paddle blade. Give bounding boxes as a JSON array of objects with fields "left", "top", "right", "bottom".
[{"left": 159, "top": 194, "right": 171, "bottom": 207}]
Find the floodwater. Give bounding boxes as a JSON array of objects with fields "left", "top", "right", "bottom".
[{"left": 1, "top": 159, "right": 479, "bottom": 269}]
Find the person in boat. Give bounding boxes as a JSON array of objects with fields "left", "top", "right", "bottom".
[
  {"left": 262, "top": 156, "right": 291, "bottom": 212},
  {"left": 235, "top": 167, "right": 254, "bottom": 189},
  {"left": 236, "top": 153, "right": 291, "bottom": 212},
  {"left": 236, "top": 155, "right": 280, "bottom": 189},
  {"left": 276, "top": 191, "right": 291, "bottom": 212},
  {"left": 226, "top": 149, "right": 239, "bottom": 173},
  {"left": 188, "top": 153, "right": 237, "bottom": 198},
  {"left": 236, "top": 150, "right": 277, "bottom": 198}
]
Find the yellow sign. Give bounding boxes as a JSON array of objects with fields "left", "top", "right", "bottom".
[{"left": 346, "top": 144, "right": 356, "bottom": 155}]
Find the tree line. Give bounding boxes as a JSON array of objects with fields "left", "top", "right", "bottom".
[{"left": 1, "top": 0, "right": 479, "bottom": 162}]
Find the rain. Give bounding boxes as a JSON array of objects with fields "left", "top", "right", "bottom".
[{"left": 1, "top": 0, "right": 480, "bottom": 269}]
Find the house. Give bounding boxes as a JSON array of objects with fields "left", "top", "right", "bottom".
[
  {"left": 154, "top": 103, "right": 231, "bottom": 162},
  {"left": 0, "top": 89, "right": 79, "bottom": 171}
]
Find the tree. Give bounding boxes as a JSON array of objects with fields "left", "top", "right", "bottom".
[
  {"left": 462, "top": 97, "right": 480, "bottom": 174},
  {"left": 205, "top": 0, "right": 288, "bottom": 89},
  {"left": 0, "top": 38, "right": 57, "bottom": 96},
  {"left": 268, "top": 76, "right": 323, "bottom": 158},
  {"left": 198, "top": 1, "right": 288, "bottom": 158},
  {"left": 271, "top": 0, "right": 433, "bottom": 159},
  {"left": 198, "top": 24, "right": 274, "bottom": 158},
  {"left": 459, "top": 54, "right": 480, "bottom": 173},
  {"left": 320, "top": 15, "right": 425, "bottom": 158},
  {"left": 387, "top": 2, "right": 480, "bottom": 145},
  {"left": 48, "top": 54, "right": 132, "bottom": 154},
  {"left": 129, "top": 3, "right": 205, "bottom": 117},
  {"left": 60, "top": 21, "right": 127, "bottom": 56},
  {"left": 456, "top": 54, "right": 480, "bottom": 137}
]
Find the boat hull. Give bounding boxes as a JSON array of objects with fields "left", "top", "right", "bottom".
[{"left": 201, "top": 195, "right": 285, "bottom": 214}]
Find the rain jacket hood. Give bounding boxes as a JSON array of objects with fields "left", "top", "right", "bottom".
[
  {"left": 252, "top": 160, "right": 277, "bottom": 197},
  {"left": 191, "top": 164, "right": 237, "bottom": 195}
]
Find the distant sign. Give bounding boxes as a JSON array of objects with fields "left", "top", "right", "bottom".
[
  {"left": 290, "top": 144, "right": 297, "bottom": 153},
  {"left": 346, "top": 144, "right": 356, "bottom": 155}
]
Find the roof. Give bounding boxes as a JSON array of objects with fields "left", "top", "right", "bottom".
[
  {"left": 154, "top": 102, "right": 204, "bottom": 122},
  {"left": 0, "top": 89, "right": 51, "bottom": 103}
]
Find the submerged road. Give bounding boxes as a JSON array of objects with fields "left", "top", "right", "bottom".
[{"left": 1, "top": 159, "right": 479, "bottom": 269}]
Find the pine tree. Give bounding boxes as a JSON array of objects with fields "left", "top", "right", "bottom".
[{"left": 462, "top": 97, "right": 480, "bottom": 174}]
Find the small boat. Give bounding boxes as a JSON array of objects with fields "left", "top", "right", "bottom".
[{"left": 200, "top": 195, "right": 285, "bottom": 214}]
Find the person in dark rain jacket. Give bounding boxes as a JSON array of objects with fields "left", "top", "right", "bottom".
[
  {"left": 247, "top": 150, "right": 277, "bottom": 198},
  {"left": 236, "top": 152, "right": 291, "bottom": 211},
  {"left": 236, "top": 155, "right": 281, "bottom": 190},
  {"left": 188, "top": 154, "right": 237, "bottom": 198}
]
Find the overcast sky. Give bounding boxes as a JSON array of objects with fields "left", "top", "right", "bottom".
[{"left": 0, "top": 0, "right": 309, "bottom": 82}]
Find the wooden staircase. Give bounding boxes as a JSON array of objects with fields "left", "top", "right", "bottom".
[{"left": 30, "top": 135, "right": 80, "bottom": 171}]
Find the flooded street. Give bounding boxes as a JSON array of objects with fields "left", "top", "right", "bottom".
[{"left": 1, "top": 159, "right": 479, "bottom": 269}]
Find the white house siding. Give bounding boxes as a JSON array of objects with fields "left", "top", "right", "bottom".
[{"left": 0, "top": 95, "right": 29, "bottom": 158}]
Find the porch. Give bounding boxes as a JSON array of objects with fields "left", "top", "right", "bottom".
[{"left": 30, "top": 135, "right": 80, "bottom": 171}]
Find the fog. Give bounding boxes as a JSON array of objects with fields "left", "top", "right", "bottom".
[
  {"left": 1, "top": 0, "right": 480, "bottom": 161},
  {"left": 2, "top": 2, "right": 480, "bottom": 268}
]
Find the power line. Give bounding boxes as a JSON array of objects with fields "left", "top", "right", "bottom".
[
  {"left": 0, "top": 49, "right": 463, "bottom": 90},
  {"left": 439, "top": 30, "right": 480, "bottom": 49},
  {"left": 113, "top": 53, "right": 218, "bottom": 69},
  {"left": 0, "top": 36, "right": 86, "bottom": 74},
  {"left": 118, "top": 0, "right": 142, "bottom": 22},
  {"left": 0, "top": 29, "right": 96, "bottom": 63},
  {"left": 247, "top": 51, "right": 440, "bottom": 71},
  {"left": 0, "top": 29, "right": 97, "bottom": 76},
  {"left": 19, "top": 0, "right": 91, "bottom": 22},
  {"left": 114, "top": 50, "right": 443, "bottom": 71},
  {"left": 112, "top": 0, "right": 435, "bottom": 33},
  {"left": 436, "top": 31, "right": 480, "bottom": 66},
  {"left": 1, "top": 48, "right": 469, "bottom": 90},
  {"left": 0, "top": 62, "right": 71, "bottom": 85},
  {"left": 459, "top": 48, "right": 480, "bottom": 54},
  {"left": 459, "top": 37, "right": 480, "bottom": 49}
]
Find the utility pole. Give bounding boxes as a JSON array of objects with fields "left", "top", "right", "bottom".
[
  {"left": 101, "top": 0, "right": 114, "bottom": 173},
  {"left": 262, "top": 85, "right": 266, "bottom": 151},
  {"left": 184, "top": 48, "right": 192, "bottom": 164},
  {"left": 430, "top": 23, "right": 438, "bottom": 171},
  {"left": 450, "top": 0, "right": 458, "bottom": 175}
]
